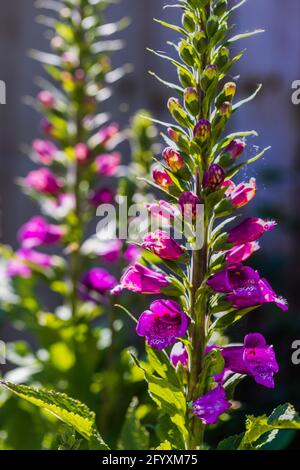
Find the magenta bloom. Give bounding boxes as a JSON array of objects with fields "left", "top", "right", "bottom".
[
  {"left": 95, "top": 152, "right": 121, "bottom": 176},
  {"left": 124, "top": 245, "right": 141, "bottom": 264},
  {"left": 89, "top": 188, "right": 115, "bottom": 207},
  {"left": 18, "top": 216, "right": 64, "bottom": 248},
  {"left": 80, "top": 268, "right": 117, "bottom": 302},
  {"left": 192, "top": 385, "right": 231, "bottom": 425},
  {"left": 75, "top": 143, "right": 90, "bottom": 163},
  {"left": 146, "top": 200, "right": 176, "bottom": 222},
  {"left": 223, "top": 178, "right": 256, "bottom": 208},
  {"left": 220, "top": 333, "right": 279, "bottom": 388},
  {"left": 162, "top": 147, "right": 184, "bottom": 172},
  {"left": 6, "top": 248, "right": 54, "bottom": 278},
  {"left": 170, "top": 342, "right": 189, "bottom": 368},
  {"left": 152, "top": 167, "right": 173, "bottom": 191},
  {"left": 142, "top": 230, "right": 184, "bottom": 260},
  {"left": 98, "top": 123, "right": 119, "bottom": 146},
  {"left": 224, "top": 139, "right": 246, "bottom": 160},
  {"left": 25, "top": 168, "right": 62, "bottom": 195},
  {"left": 32, "top": 140, "right": 58, "bottom": 165},
  {"left": 97, "top": 239, "right": 122, "bottom": 263},
  {"left": 225, "top": 242, "right": 260, "bottom": 264},
  {"left": 203, "top": 164, "right": 225, "bottom": 191},
  {"left": 207, "top": 264, "right": 288, "bottom": 311},
  {"left": 6, "top": 259, "right": 32, "bottom": 278},
  {"left": 137, "top": 299, "right": 190, "bottom": 349},
  {"left": 40, "top": 118, "right": 54, "bottom": 136},
  {"left": 37, "top": 90, "right": 55, "bottom": 109},
  {"left": 113, "top": 263, "right": 169, "bottom": 295},
  {"left": 228, "top": 218, "right": 277, "bottom": 245},
  {"left": 179, "top": 192, "right": 201, "bottom": 221}
]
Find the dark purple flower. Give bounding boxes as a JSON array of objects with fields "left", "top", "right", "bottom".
[
  {"left": 220, "top": 333, "right": 279, "bottom": 388},
  {"left": 193, "top": 119, "right": 211, "bottom": 143},
  {"left": 225, "top": 242, "right": 260, "bottom": 264},
  {"left": 179, "top": 192, "right": 201, "bottom": 221},
  {"left": 95, "top": 152, "right": 121, "bottom": 176},
  {"left": 207, "top": 264, "right": 260, "bottom": 293},
  {"left": 203, "top": 164, "right": 225, "bottom": 191},
  {"left": 136, "top": 299, "right": 190, "bottom": 349},
  {"left": 224, "top": 139, "right": 246, "bottom": 160},
  {"left": 170, "top": 342, "right": 189, "bottom": 368},
  {"left": 112, "top": 263, "right": 169, "bottom": 295},
  {"left": 80, "top": 268, "right": 117, "bottom": 302},
  {"left": 18, "top": 216, "right": 64, "bottom": 248},
  {"left": 228, "top": 218, "right": 277, "bottom": 245},
  {"left": 88, "top": 188, "right": 115, "bottom": 207},
  {"left": 192, "top": 385, "right": 231, "bottom": 425}
]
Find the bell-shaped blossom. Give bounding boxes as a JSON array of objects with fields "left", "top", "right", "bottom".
[
  {"left": 225, "top": 242, "right": 260, "bottom": 264},
  {"left": 170, "top": 342, "right": 189, "bottom": 368},
  {"left": 228, "top": 218, "right": 277, "bottom": 245},
  {"left": 18, "top": 216, "right": 64, "bottom": 248},
  {"left": 95, "top": 152, "right": 121, "bottom": 176},
  {"left": 142, "top": 230, "right": 183, "bottom": 260},
  {"left": 79, "top": 268, "right": 117, "bottom": 302},
  {"left": 192, "top": 385, "right": 231, "bottom": 425},
  {"left": 112, "top": 263, "right": 169, "bottom": 295},
  {"left": 223, "top": 178, "right": 256, "bottom": 208},
  {"left": 25, "top": 168, "right": 62, "bottom": 195},
  {"left": 6, "top": 248, "right": 55, "bottom": 278}
]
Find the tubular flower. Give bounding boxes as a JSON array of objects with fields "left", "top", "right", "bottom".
[
  {"left": 124, "top": 245, "right": 141, "bottom": 264},
  {"left": 146, "top": 200, "right": 177, "bottom": 222},
  {"left": 179, "top": 191, "right": 201, "bottom": 221},
  {"left": 207, "top": 264, "right": 288, "bottom": 311},
  {"left": 112, "top": 263, "right": 169, "bottom": 295},
  {"left": 225, "top": 242, "right": 260, "bottom": 264},
  {"left": 152, "top": 167, "right": 174, "bottom": 191},
  {"left": 170, "top": 342, "right": 189, "bottom": 368},
  {"left": 6, "top": 248, "right": 55, "bottom": 279},
  {"left": 25, "top": 168, "right": 62, "bottom": 195},
  {"left": 79, "top": 268, "right": 117, "bottom": 302},
  {"left": 219, "top": 333, "right": 279, "bottom": 389},
  {"left": 228, "top": 218, "right": 277, "bottom": 245},
  {"left": 32, "top": 139, "right": 58, "bottom": 165},
  {"left": 142, "top": 230, "right": 184, "bottom": 260},
  {"left": 95, "top": 152, "right": 121, "bottom": 176},
  {"left": 223, "top": 178, "right": 256, "bottom": 208},
  {"left": 18, "top": 216, "right": 64, "bottom": 248},
  {"left": 192, "top": 385, "right": 231, "bottom": 425},
  {"left": 136, "top": 299, "right": 190, "bottom": 349}
]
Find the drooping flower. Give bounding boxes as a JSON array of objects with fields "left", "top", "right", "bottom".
[
  {"left": 207, "top": 264, "right": 288, "bottom": 311},
  {"left": 18, "top": 216, "right": 64, "bottom": 248},
  {"left": 32, "top": 139, "right": 58, "bottom": 165},
  {"left": 192, "top": 385, "right": 231, "bottom": 424},
  {"left": 152, "top": 167, "right": 174, "bottom": 191},
  {"left": 179, "top": 192, "right": 201, "bottom": 221},
  {"left": 228, "top": 218, "right": 277, "bottom": 245},
  {"left": 203, "top": 164, "right": 225, "bottom": 191},
  {"left": 219, "top": 333, "right": 279, "bottom": 389},
  {"left": 88, "top": 187, "right": 115, "bottom": 207},
  {"left": 79, "top": 268, "right": 117, "bottom": 302},
  {"left": 136, "top": 299, "right": 190, "bottom": 349},
  {"left": 112, "top": 263, "right": 169, "bottom": 295},
  {"left": 25, "top": 168, "right": 62, "bottom": 195},
  {"left": 97, "top": 239, "right": 122, "bottom": 263},
  {"left": 6, "top": 259, "right": 32, "bottom": 278},
  {"left": 162, "top": 147, "right": 184, "bottom": 172},
  {"left": 75, "top": 143, "right": 90, "bottom": 163},
  {"left": 170, "top": 342, "right": 189, "bottom": 368},
  {"left": 98, "top": 123, "right": 119, "bottom": 146},
  {"left": 225, "top": 242, "right": 260, "bottom": 264},
  {"left": 95, "top": 152, "right": 121, "bottom": 176},
  {"left": 142, "top": 230, "right": 183, "bottom": 260},
  {"left": 37, "top": 90, "right": 55, "bottom": 109},
  {"left": 222, "top": 178, "right": 256, "bottom": 208}
]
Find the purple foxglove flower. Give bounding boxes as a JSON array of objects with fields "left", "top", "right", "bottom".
[
  {"left": 207, "top": 264, "right": 260, "bottom": 293},
  {"left": 162, "top": 147, "right": 185, "bottom": 172},
  {"left": 6, "top": 248, "right": 54, "bottom": 278},
  {"left": 152, "top": 167, "right": 174, "bottom": 191},
  {"left": 222, "top": 178, "right": 256, "bottom": 208},
  {"left": 32, "top": 139, "right": 58, "bottom": 165},
  {"left": 75, "top": 143, "right": 90, "bottom": 163},
  {"left": 220, "top": 333, "right": 279, "bottom": 388},
  {"left": 88, "top": 187, "right": 115, "bottom": 207},
  {"left": 136, "top": 299, "right": 190, "bottom": 349},
  {"left": 124, "top": 245, "right": 141, "bottom": 264},
  {"left": 228, "top": 218, "right": 277, "bottom": 245},
  {"left": 142, "top": 230, "right": 184, "bottom": 260},
  {"left": 18, "top": 216, "right": 64, "bottom": 248},
  {"left": 98, "top": 123, "right": 119, "bottom": 146},
  {"left": 80, "top": 268, "right": 117, "bottom": 302},
  {"left": 170, "top": 342, "right": 189, "bottom": 368},
  {"left": 192, "top": 385, "right": 231, "bottom": 425},
  {"left": 42, "top": 193, "right": 75, "bottom": 220},
  {"left": 97, "top": 239, "right": 122, "bottom": 263},
  {"left": 224, "top": 139, "right": 245, "bottom": 160},
  {"left": 146, "top": 200, "right": 177, "bottom": 222},
  {"left": 25, "top": 168, "right": 62, "bottom": 195},
  {"left": 225, "top": 242, "right": 260, "bottom": 264},
  {"left": 37, "top": 90, "right": 55, "bottom": 109},
  {"left": 95, "top": 152, "right": 121, "bottom": 176},
  {"left": 179, "top": 192, "right": 201, "bottom": 221},
  {"left": 203, "top": 164, "right": 225, "bottom": 191},
  {"left": 193, "top": 119, "right": 211, "bottom": 143},
  {"left": 6, "top": 259, "right": 32, "bottom": 278},
  {"left": 113, "top": 263, "right": 169, "bottom": 295}
]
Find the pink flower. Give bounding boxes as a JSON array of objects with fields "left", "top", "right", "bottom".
[
  {"left": 98, "top": 123, "right": 119, "bottom": 146},
  {"left": 75, "top": 143, "right": 90, "bottom": 163},
  {"left": 162, "top": 147, "right": 184, "bottom": 172},
  {"left": 124, "top": 245, "right": 141, "bottom": 264},
  {"left": 152, "top": 167, "right": 173, "bottom": 191},
  {"left": 224, "top": 139, "right": 246, "bottom": 160},
  {"left": 95, "top": 152, "right": 121, "bottom": 176},
  {"left": 79, "top": 268, "right": 117, "bottom": 302},
  {"left": 7, "top": 248, "right": 55, "bottom": 279},
  {"left": 37, "top": 90, "right": 55, "bottom": 109},
  {"left": 223, "top": 178, "right": 256, "bottom": 208},
  {"left": 225, "top": 242, "right": 260, "bottom": 264},
  {"left": 25, "top": 168, "right": 62, "bottom": 195},
  {"left": 146, "top": 200, "right": 176, "bottom": 222},
  {"left": 112, "top": 263, "right": 169, "bottom": 295},
  {"left": 97, "top": 239, "right": 122, "bottom": 263},
  {"left": 18, "top": 216, "right": 64, "bottom": 248},
  {"left": 142, "top": 230, "right": 184, "bottom": 260},
  {"left": 179, "top": 192, "right": 201, "bottom": 221},
  {"left": 88, "top": 188, "right": 115, "bottom": 207},
  {"left": 32, "top": 140, "right": 58, "bottom": 165},
  {"left": 170, "top": 342, "right": 189, "bottom": 368},
  {"left": 228, "top": 218, "right": 277, "bottom": 245}
]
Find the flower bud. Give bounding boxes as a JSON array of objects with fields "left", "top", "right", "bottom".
[
  {"left": 163, "top": 147, "right": 184, "bottom": 172},
  {"left": 224, "top": 82, "right": 236, "bottom": 98},
  {"left": 75, "top": 143, "right": 90, "bottom": 163},
  {"left": 167, "top": 97, "right": 191, "bottom": 127},
  {"left": 184, "top": 87, "right": 200, "bottom": 116},
  {"left": 214, "top": 47, "right": 230, "bottom": 69},
  {"left": 204, "top": 64, "right": 218, "bottom": 81},
  {"left": 182, "top": 12, "right": 196, "bottom": 33},
  {"left": 203, "top": 164, "right": 225, "bottom": 191},
  {"left": 179, "top": 40, "right": 196, "bottom": 67},
  {"left": 170, "top": 342, "right": 189, "bottom": 368},
  {"left": 37, "top": 90, "right": 55, "bottom": 109},
  {"left": 193, "top": 119, "right": 211, "bottom": 143},
  {"left": 40, "top": 118, "right": 54, "bottom": 136},
  {"left": 219, "top": 101, "right": 232, "bottom": 119},
  {"left": 214, "top": 0, "right": 228, "bottom": 17},
  {"left": 206, "top": 16, "right": 219, "bottom": 38},
  {"left": 167, "top": 127, "right": 190, "bottom": 153},
  {"left": 179, "top": 191, "right": 201, "bottom": 221},
  {"left": 192, "top": 30, "right": 208, "bottom": 53},
  {"left": 177, "top": 67, "right": 195, "bottom": 88},
  {"left": 153, "top": 167, "right": 174, "bottom": 191}
]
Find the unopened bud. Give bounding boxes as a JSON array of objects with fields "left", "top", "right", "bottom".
[
  {"left": 201, "top": 65, "right": 218, "bottom": 91},
  {"left": 167, "top": 97, "right": 191, "bottom": 127},
  {"left": 203, "top": 164, "right": 225, "bottom": 191},
  {"left": 177, "top": 67, "right": 195, "bottom": 88},
  {"left": 179, "top": 40, "right": 196, "bottom": 67},
  {"left": 214, "top": 47, "right": 230, "bottom": 69},
  {"left": 163, "top": 147, "right": 185, "bottom": 172},
  {"left": 184, "top": 87, "right": 200, "bottom": 116},
  {"left": 206, "top": 16, "right": 219, "bottom": 38},
  {"left": 192, "top": 30, "right": 208, "bottom": 53},
  {"left": 218, "top": 139, "right": 246, "bottom": 167},
  {"left": 193, "top": 119, "right": 211, "bottom": 143},
  {"left": 219, "top": 101, "right": 232, "bottom": 119},
  {"left": 182, "top": 12, "right": 196, "bottom": 33},
  {"left": 153, "top": 167, "right": 174, "bottom": 191},
  {"left": 224, "top": 82, "right": 236, "bottom": 98},
  {"left": 214, "top": 0, "right": 228, "bottom": 17}
]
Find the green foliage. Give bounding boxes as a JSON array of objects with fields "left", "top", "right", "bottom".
[{"left": 118, "top": 397, "right": 150, "bottom": 450}]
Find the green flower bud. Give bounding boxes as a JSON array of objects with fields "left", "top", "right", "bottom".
[
  {"left": 192, "top": 30, "right": 208, "bottom": 53},
  {"left": 182, "top": 12, "right": 196, "bottom": 33},
  {"left": 167, "top": 97, "right": 191, "bottom": 127},
  {"left": 179, "top": 40, "right": 196, "bottom": 67},
  {"left": 224, "top": 82, "right": 236, "bottom": 98},
  {"left": 219, "top": 101, "right": 232, "bottom": 119},
  {"left": 214, "top": 0, "right": 228, "bottom": 17},
  {"left": 214, "top": 47, "right": 230, "bottom": 69},
  {"left": 187, "top": 0, "right": 210, "bottom": 8},
  {"left": 206, "top": 16, "right": 219, "bottom": 38},
  {"left": 184, "top": 87, "right": 200, "bottom": 116},
  {"left": 177, "top": 67, "right": 195, "bottom": 88},
  {"left": 201, "top": 64, "right": 218, "bottom": 91}
]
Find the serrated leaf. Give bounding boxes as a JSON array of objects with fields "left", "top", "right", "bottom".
[{"left": 118, "top": 397, "right": 150, "bottom": 450}]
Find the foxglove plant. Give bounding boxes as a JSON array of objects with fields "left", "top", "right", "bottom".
[{"left": 120, "top": 0, "right": 300, "bottom": 450}]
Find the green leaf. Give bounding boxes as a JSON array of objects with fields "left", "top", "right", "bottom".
[
  {"left": 118, "top": 397, "right": 150, "bottom": 450},
  {"left": 226, "top": 146, "right": 271, "bottom": 179},
  {"left": 0, "top": 382, "right": 109, "bottom": 449},
  {"left": 154, "top": 18, "right": 187, "bottom": 36},
  {"left": 211, "top": 306, "right": 257, "bottom": 331},
  {"left": 233, "top": 84, "right": 262, "bottom": 112},
  {"left": 156, "top": 440, "right": 173, "bottom": 450},
  {"left": 157, "top": 414, "right": 185, "bottom": 450},
  {"left": 226, "top": 29, "right": 265, "bottom": 44},
  {"left": 149, "top": 71, "right": 184, "bottom": 94},
  {"left": 217, "top": 434, "right": 244, "bottom": 450}
]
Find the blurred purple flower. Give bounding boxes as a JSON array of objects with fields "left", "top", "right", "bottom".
[
  {"left": 18, "top": 216, "right": 64, "bottom": 248},
  {"left": 25, "top": 168, "right": 62, "bottom": 195},
  {"left": 32, "top": 139, "right": 58, "bottom": 165},
  {"left": 89, "top": 188, "right": 115, "bottom": 207},
  {"left": 95, "top": 152, "right": 121, "bottom": 176},
  {"left": 192, "top": 385, "right": 231, "bottom": 424},
  {"left": 79, "top": 268, "right": 117, "bottom": 302}
]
